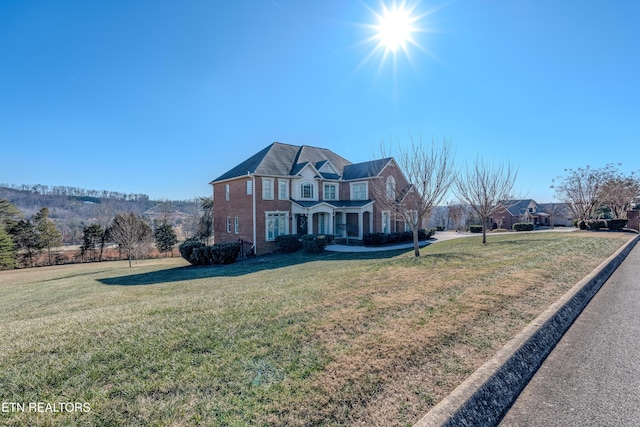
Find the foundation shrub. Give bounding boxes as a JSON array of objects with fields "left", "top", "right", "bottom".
[
  {"left": 513, "top": 223, "right": 535, "bottom": 231},
  {"left": 301, "top": 234, "right": 330, "bottom": 254},
  {"left": 275, "top": 235, "right": 302, "bottom": 253},
  {"left": 586, "top": 219, "right": 606, "bottom": 231},
  {"left": 469, "top": 225, "right": 483, "bottom": 233},
  {"left": 606, "top": 219, "right": 628, "bottom": 230}
]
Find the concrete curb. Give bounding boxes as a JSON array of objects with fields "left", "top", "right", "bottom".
[{"left": 414, "top": 234, "right": 640, "bottom": 427}]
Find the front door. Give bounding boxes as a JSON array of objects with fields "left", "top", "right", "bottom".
[{"left": 297, "top": 214, "right": 308, "bottom": 235}]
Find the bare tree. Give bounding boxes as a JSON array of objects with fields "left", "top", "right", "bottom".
[
  {"left": 108, "top": 212, "right": 152, "bottom": 267},
  {"left": 599, "top": 167, "right": 640, "bottom": 219},
  {"left": 551, "top": 165, "right": 607, "bottom": 221},
  {"left": 374, "top": 136, "right": 456, "bottom": 257},
  {"left": 447, "top": 201, "right": 467, "bottom": 231},
  {"left": 455, "top": 157, "right": 518, "bottom": 244}
]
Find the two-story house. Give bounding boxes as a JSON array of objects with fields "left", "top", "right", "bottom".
[{"left": 210, "top": 142, "right": 411, "bottom": 255}]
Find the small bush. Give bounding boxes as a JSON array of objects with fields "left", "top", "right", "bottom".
[
  {"left": 211, "top": 243, "right": 241, "bottom": 264},
  {"left": 576, "top": 220, "right": 587, "bottom": 230},
  {"left": 513, "top": 223, "right": 535, "bottom": 231},
  {"left": 179, "top": 241, "right": 240, "bottom": 265},
  {"left": 469, "top": 225, "right": 483, "bottom": 233},
  {"left": 364, "top": 229, "right": 435, "bottom": 246},
  {"left": 606, "top": 219, "right": 629, "bottom": 231},
  {"left": 435, "top": 225, "right": 446, "bottom": 231},
  {"left": 586, "top": 219, "right": 606, "bottom": 231},
  {"left": 275, "top": 235, "right": 302, "bottom": 253},
  {"left": 179, "top": 239, "right": 205, "bottom": 262},
  {"left": 302, "top": 234, "right": 328, "bottom": 254}
]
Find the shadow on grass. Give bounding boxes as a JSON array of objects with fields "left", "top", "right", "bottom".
[{"left": 98, "top": 249, "right": 408, "bottom": 286}]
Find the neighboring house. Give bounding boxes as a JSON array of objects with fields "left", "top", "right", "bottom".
[
  {"left": 492, "top": 199, "right": 573, "bottom": 229},
  {"left": 210, "top": 142, "right": 412, "bottom": 255},
  {"left": 537, "top": 202, "right": 574, "bottom": 227}
]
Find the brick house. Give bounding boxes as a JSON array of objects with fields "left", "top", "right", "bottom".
[
  {"left": 210, "top": 142, "right": 412, "bottom": 255},
  {"left": 491, "top": 199, "right": 573, "bottom": 229}
]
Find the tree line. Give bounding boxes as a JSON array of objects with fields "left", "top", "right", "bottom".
[{"left": 0, "top": 196, "right": 214, "bottom": 270}]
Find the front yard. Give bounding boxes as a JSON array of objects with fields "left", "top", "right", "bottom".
[{"left": 0, "top": 231, "right": 632, "bottom": 426}]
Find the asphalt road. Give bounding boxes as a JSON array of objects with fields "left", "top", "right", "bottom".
[{"left": 500, "top": 244, "right": 640, "bottom": 426}]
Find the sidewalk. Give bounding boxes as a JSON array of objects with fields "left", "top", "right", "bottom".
[{"left": 326, "top": 228, "right": 576, "bottom": 253}]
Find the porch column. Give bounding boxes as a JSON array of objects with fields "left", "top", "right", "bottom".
[
  {"left": 369, "top": 211, "right": 373, "bottom": 233},
  {"left": 309, "top": 213, "right": 314, "bottom": 235},
  {"left": 358, "top": 211, "right": 363, "bottom": 239}
]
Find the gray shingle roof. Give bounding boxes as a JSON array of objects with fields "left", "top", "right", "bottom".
[
  {"left": 212, "top": 142, "right": 391, "bottom": 183},
  {"left": 343, "top": 158, "right": 392, "bottom": 180}
]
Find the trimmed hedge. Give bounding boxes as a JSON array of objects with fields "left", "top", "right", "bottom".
[
  {"left": 513, "top": 223, "right": 535, "bottom": 231},
  {"left": 363, "top": 229, "right": 435, "bottom": 246},
  {"left": 301, "top": 234, "right": 333, "bottom": 253},
  {"left": 275, "top": 235, "right": 303, "bottom": 253},
  {"left": 469, "top": 225, "right": 483, "bottom": 233},
  {"left": 586, "top": 219, "right": 606, "bottom": 231},
  {"left": 606, "top": 219, "right": 629, "bottom": 230},
  {"left": 179, "top": 241, "right": 241, "bottom": 265}
]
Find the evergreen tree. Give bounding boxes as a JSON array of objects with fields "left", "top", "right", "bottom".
[
  {"left": 10, "top": 219, "right": 42, "bottom": 267},
  {"left": 81, "top": 224, "right": 105, "bottom": 262},
  {"left": 34, "top": 207, "right": 62, "bottom": 265},
  {"left": 0, "top": 199, "right": 22, "bottom": 229},
  {"left": 0, "top": 226, "right": 16, "bottom": 269},
  {"left": 154, "top": 223, "right": 178, "bottom": 257}
]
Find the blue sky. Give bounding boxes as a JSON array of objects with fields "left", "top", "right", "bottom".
[{"left": 1, "top": 0, "right": 638, "bottom": 202}]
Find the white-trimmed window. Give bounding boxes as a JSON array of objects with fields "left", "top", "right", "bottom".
[
  {"left": 324, "top": 183, "right": 337, "bottom": 200},
  {"left": 278, "top": 179, "right": 288, "bottom": 200},
  {"left": 225, "top": 184, "right": 230, "bottom": 201},
  {"left": 234, "top": 216, "right": 239, "bottom": 234},
  {"left": 382, "top": 211, "right": 391, "bottom": 234},
  {"left": 351, "top": 182, "right": 367, "bottom": 200},
  {"left": 318, "top": 213, "right": 326, "bottom": 234},
  {"left": 246, "top": 180, "right": 253, "bottom": 195},
  {"left": 386, "top": 176, "right": 396, "bottom": 200},
  {"left": 266, "top": 212, "right": 288, "bottom": 241},
  {"left": 405, "top": 210, "right": 418, "bottom": 232},
  {"left": 226, "top": 216, "right": 231, "bottom": 233},
  {"left": 262, "top": 178, "right": 274, "bottom": 200},
  {"left": 301, "top": 182, "right": 314, "bottom": 199}
]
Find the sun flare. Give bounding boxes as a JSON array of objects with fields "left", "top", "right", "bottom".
[{"left": 375, "top": 4, "right": 416, "bottom": 54}]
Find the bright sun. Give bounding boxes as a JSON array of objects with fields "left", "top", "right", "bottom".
[{"left": 375, "top": 4, "right": 416, "bottom": 54}]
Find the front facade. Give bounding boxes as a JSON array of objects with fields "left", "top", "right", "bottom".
[
  {"left": 492, "top": 199, "right": 573, "bottom": 229},
  {"left": 211, "top": 142, "right": 411, "bottom": 255}
]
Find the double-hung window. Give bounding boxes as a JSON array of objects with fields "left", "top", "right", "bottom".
[
  {"left": 324, "top": 183, "right": 337, "bottom": 200},
  {"left": 278, "top": 180, "right": 288, "bottom": 200},
  {"left": 266, "top": 212, "right": 288, "bottom": 241},
  {"left": 351, "top": 182, "right": 367, "bottom": 200},
  {"left": 262, "top": 178, "right": 274, "bottom": 200},
  {"left": 301, "top": 182, "right": 314, "bottom": 199}
]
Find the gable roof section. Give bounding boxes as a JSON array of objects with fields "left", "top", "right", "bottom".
[
  {"left": 212, "top": 142, "right": 353, "bottom": 183},
  {"left": 501, "top": 199, "right": 536, "bottom": 216},
  {"left": 343, "top": 158, "right": 392, "bottom": 180}
]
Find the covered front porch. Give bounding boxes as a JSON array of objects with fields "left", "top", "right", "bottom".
[{"left": 291, "top": 200, "right": 374, "bottom": 240}]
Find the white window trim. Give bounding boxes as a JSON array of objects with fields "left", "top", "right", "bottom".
[
  {"left": 234, "top": 216, "right": 239, "bottom": 234},
  {"left": 382, "top": 210, "right": 391, "bottom": 234},
  {"left": 262, "top": 178, "right": 275, "bottom": 200},
  {"left": 278, "top": 179, "right": 289, "bottom": 200},
  {"left": 246, "top": 180, "right": 253, "bottom": 195},
  {"left": 350, "top": 181, "right": 368, "bottom": 201},
  {"left": 225, "top": 184, "right": 230, "bottom": 201},
  {"left": 324, "top": 183, "right": 338, "bottom": 201},
  {"left": 265, "top": 211, "right": 289, "bottom": 241},
  {"left": 300, "top": 181, "right": 314, "bottom": 200},
  {"left": 226, "top": 216, "right": 231, "bottom": 233},
  {"left": 386, "top": 176, "right": 396, "bottom": 200}
]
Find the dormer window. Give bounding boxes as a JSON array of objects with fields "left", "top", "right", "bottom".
[{"left": 301, "top": 182, "right": 314, "bottom": 199}]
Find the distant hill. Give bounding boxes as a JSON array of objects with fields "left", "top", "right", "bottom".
[{"left": 0, "top": 184, "right": 205, "bottom": 244}]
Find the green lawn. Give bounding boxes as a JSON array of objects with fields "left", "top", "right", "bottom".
[{"left": 0, "top": 231, "right": 632, "bottom": 426}]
